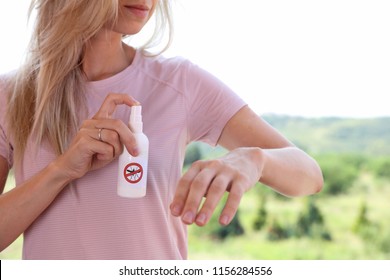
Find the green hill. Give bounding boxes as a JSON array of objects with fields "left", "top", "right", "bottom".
[
  {"left": 262, "top": 115, "right": 390, "bottom": 156},
  {"left": 185, "top": 115, "right": 390, "bottom": 164}
]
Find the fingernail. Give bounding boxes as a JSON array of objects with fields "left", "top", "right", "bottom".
[
  {"left": 220, "top": 214, "right": 230, "bottom": 226},
  {"left": 132, "top": 147, "right": 139, "bottom": 156},
  {"left": 196, "top": 213, "right": 207, "bottom": 225},
  {"left": 171, "top": 204, "right": 182, "bottom": 216},
  {"left": 183, "top": 211, "right": 194, "bottom": 224}
]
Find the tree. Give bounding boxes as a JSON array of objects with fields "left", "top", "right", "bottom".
[
  {"left": 212, "top": 211, "right": 245, "bottom": 240},
  {"left": 295, "top": 197, "right": 331, "bottom": 240},
  {"left": 266, "top": 217, "right": 290, "bottom": 241},
  {"left": 184, "top": 143, "right": 202, "bottom": 167},
  {"left": 352, "top": 200, "right": 370, "bottom": 233},
  {"left": 317, "top": 154, "right": 359, "bottom": 195},
  {"left": 371, "top": 157, "right": 390, "bottom": 179},
  {"left": 253, "top": 195, "right": 268, "bottom": 231}
]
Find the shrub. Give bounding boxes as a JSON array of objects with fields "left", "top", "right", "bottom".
[
  {"left": 211, "top": 211, "right": 245, "bottom": 240},
  {"left": 266, "top": 217, "right": 291, "bottom": 241},
  {"left": 253, "top": 195, "right": 268, "bottom": 231},
  {"left": 352, "top": 200, "right": 371, "bottom": 233},
  {"left": 295, "top": 197, "right": 332, "bottom": 240},
  {"left": 316, "top": 154, "right": 359, "bottom": 195},
  {"left": 184, "top": 143, "right": 202, "bottom": 167},
  {"left": 191, "top": 194, "right": 245, "bottom": 241},
  {"left": 370, "top": 157, "right": 390, "bottom": 179}
]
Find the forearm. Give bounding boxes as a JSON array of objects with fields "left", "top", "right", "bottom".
[
  {"left": 259, "top": 146, "right": 323, "bottom": 197},
  {"left": 0, "top": 161, "right": 71, "bottom": 251}
]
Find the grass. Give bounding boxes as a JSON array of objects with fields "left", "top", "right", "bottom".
[
  {"left": 187, "top": 178, "right": 390, "bottom": 260},
  {"left": 0, "top": 236, "right": 23, "bottom": 259}
]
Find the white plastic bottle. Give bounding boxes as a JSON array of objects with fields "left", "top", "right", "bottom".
[{"left": 117, "top": 105, "right": 149, "bottom": 198}]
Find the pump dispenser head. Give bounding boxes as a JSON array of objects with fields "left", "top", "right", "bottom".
[{"left": 130, "top": 105, "right": 143, "bottom": 133}]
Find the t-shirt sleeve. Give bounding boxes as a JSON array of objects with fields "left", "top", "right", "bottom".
[
  {"left": 184, "top": 61, "right": 247, "bottom": 146},
  {"left": 0, "top": 75, "right": 14, "bottom": 168}
]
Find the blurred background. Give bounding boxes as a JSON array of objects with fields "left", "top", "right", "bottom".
[{"left": 1, "top": 0, "right": 389, "bottom": 259}]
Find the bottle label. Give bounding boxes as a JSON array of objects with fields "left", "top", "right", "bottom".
[{"left": 123, "top": 162, "right": 144, "bottom": 184}]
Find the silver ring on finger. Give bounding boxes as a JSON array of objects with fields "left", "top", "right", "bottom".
[{"left": 98, "top": 128, "right": 103, "bottom": 142}]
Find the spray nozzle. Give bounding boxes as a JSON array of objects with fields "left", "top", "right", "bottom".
[{"left": 130, "top": 105, "right": 143, "bottom": 133}]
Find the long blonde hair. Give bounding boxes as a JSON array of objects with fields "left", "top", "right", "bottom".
[{"left": 6, "top": 0, "right": 173, "bottom": 164}]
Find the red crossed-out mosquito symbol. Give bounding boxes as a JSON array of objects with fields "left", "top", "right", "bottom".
[{"left": 123, "top": 163, "right": 143, "bottom": 184}]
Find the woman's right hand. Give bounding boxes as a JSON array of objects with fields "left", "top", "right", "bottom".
[
  {"left": 1, "top": 93, "right": 140, "bottom": 251},
  {"left": 54, "top": 93, "right": 139, "bottom": 181}
]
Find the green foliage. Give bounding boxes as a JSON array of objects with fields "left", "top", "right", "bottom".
[
  {"left": 262, "top": 115, "right": 390, "bottom": 156},
  {"left": 185, "top": 115, "right": 390, "bottom": 259},
  {"left": 350, "top": 201, "right": 390, "bottom": 254},
  {"left": 369, "top": 157, "right": 390, "bottom": 179},
  {"left": 212, "top": 211, "right": 245, "bottom": 240},
  {"left": 253, "top": 195, "right": 268, "bottom": 231},
  {"left": 266, "top": 217, "right": 291, "bottom": 241},
  {"left": 352, "top": 200, "right": 371, "bottom": 233},
  {"left": 201, "top": 209, "right": 245, "bottom": 241},
  {"left": 316, "top": 154, "right": 359, "bottom": 195},
  {"left": 377, "top": 232, "right": 390, "bottom": 254},
  {"left": 184, "top": 143, "right": 203, "bottom": 167},
  {"left": 190, "top": 195, "right": 245, "bottom": 241},
  {"left": 335, "top": 154, "right": 368, "bottom": 170},
  {"left": 295, "top": 197, "right": 331, "bottom": 241}
]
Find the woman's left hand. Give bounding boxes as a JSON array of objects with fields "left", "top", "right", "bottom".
[{"left": 170, "top": 147, "right": 264, "bottom": 226}]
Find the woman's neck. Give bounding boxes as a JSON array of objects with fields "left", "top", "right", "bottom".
[{"left": 82, "top": 30, "right": 135, "bottom": 81}]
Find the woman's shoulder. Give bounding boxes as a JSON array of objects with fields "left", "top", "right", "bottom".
[
  {"left": 136, "top": 49, "right": 220, "bottom": 90},
  {"left": 136, "top": 49, "right": 193, "bottom": 76}
]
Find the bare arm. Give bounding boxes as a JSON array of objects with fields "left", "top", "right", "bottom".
[
  {"left": 0, "top": 157, "right": 70, "bottom": 251},
  {"left": 171, "top": 106, "right": 323, "bottom": 226},
  {"left": 218, "top": 105, "right": 323, "bottom": 196}
]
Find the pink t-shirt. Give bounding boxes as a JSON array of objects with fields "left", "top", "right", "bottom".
[{"left": 0, "top": 50, "right": 246, "bottom": 259}]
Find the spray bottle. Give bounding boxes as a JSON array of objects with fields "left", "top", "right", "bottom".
[{"left": 117, "top": 105, "right": 149, "bottom": 198}]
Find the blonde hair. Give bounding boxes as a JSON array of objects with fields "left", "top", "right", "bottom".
[{"left": 6, "top": 0, "right": 173, "bottom": 164}]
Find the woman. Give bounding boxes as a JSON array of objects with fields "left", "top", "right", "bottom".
[{"left": 0, "top": 0, "right": 323, "bottom": 259}]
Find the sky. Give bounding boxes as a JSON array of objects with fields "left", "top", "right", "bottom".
[{"left": 0, "top": 0, "right": 389, "bottom": 118}]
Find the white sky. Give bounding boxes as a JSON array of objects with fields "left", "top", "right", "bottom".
[{"left": 1, "top": 0, "right": 389, "bottom": 118}]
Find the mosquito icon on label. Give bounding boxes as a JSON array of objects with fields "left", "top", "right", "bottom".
[{"left": 123, "top": 163, "right": 143, "bottom": 184}]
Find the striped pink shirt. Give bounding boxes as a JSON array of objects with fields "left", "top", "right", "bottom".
[{"left": 0, "top": 50, "right": 246, "bottom": 259}]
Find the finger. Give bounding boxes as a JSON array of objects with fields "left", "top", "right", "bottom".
[
  {"left": 94, "top": 140, "right": 115, "bottom": 162},
  {"left": 179, "top": 168, "right": 217, "bottom": 225},
  {"left": 88, "top": 128, "right": 123, "bottom": 158},
  {"left": 93, "top": 93, "right": 139, "bottom": 119},
  {"left": 170, "top": 162, "right": 202, "bottom": 217},
  {"left": 59, "top": 135, "right": 114, "bottom": 180},
  {"left": 93, "top": 118, "right": 138, "bottom": 156},
  {"left": 219, "top": 182, "right": 245, "bottom": 226},
  {"left": 195, "top": 175, "right": 231, "bottom": 226},
  {"left": 76, "top": 131, "right": 116, "bottom": 162}
]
